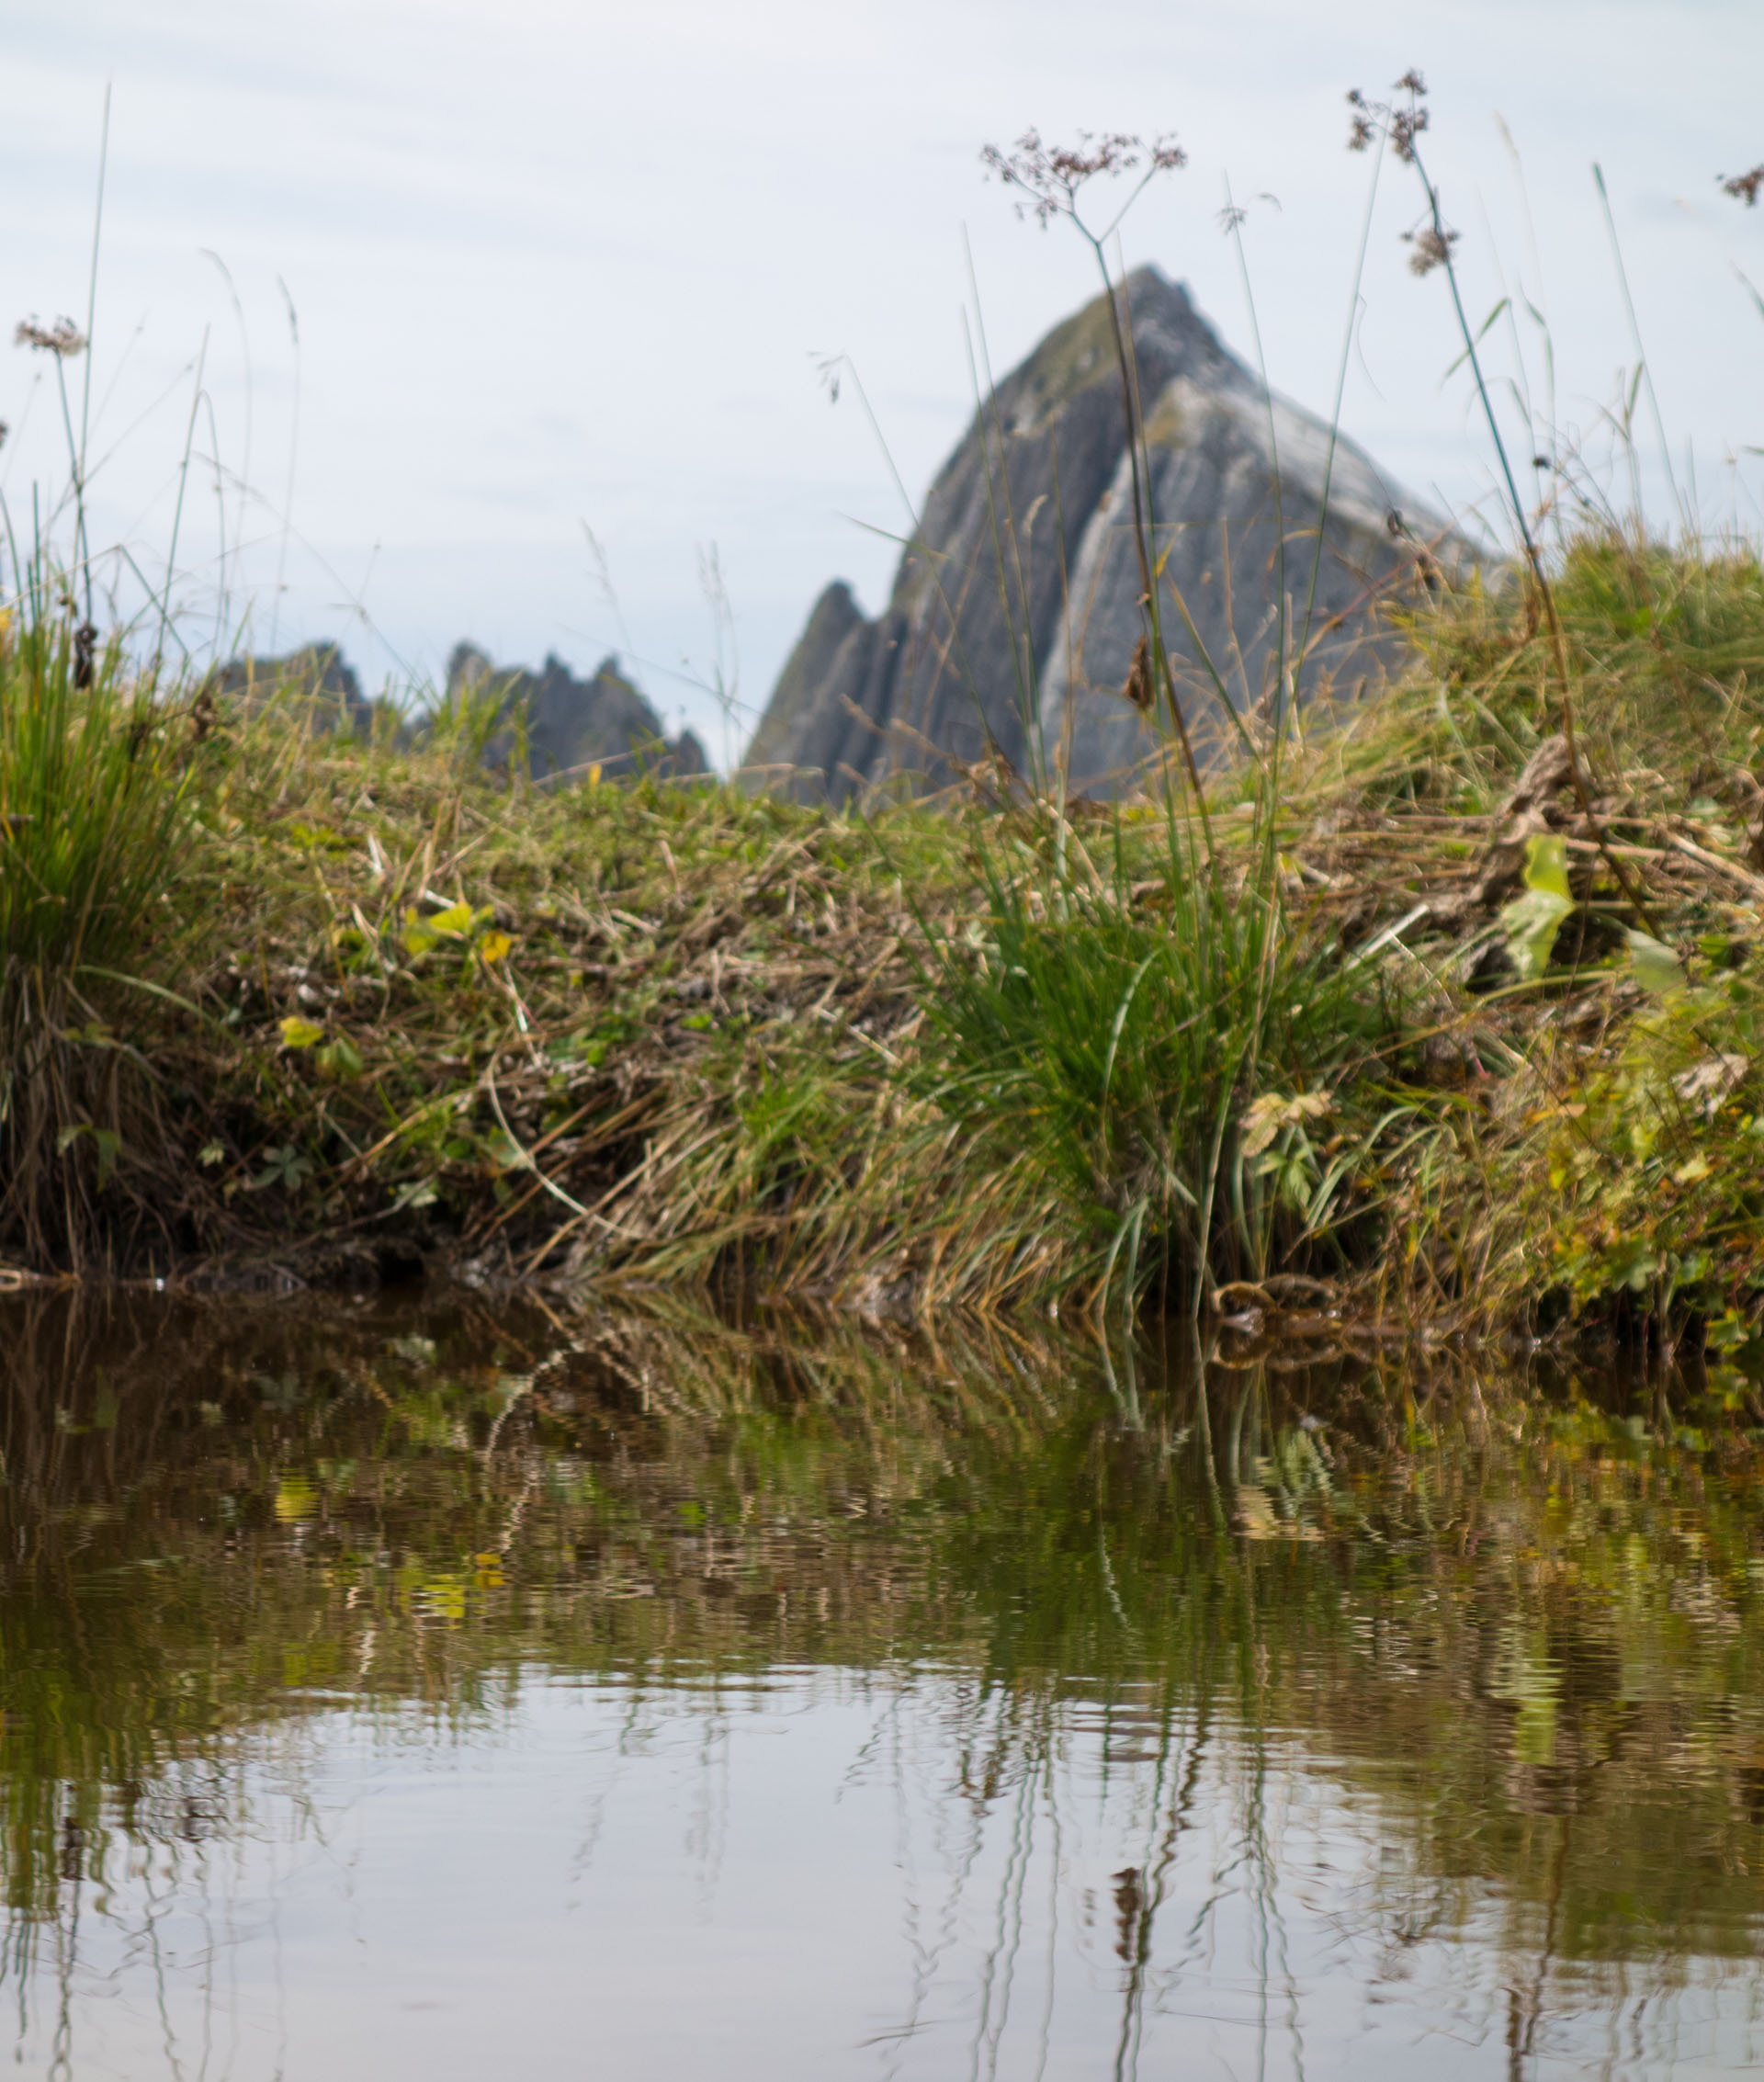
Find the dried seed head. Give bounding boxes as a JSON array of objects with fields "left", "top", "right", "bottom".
[
  {"left": 1348, "top": 70, "right": 1430, "bottom": 163},
  {"left": 1721, "top": 165, "right": 1764, "bottom": 207},
  {"left": 73, "top": 622, "right": 97, "bottom": 690},
  {"left": 1404, "top": 223, "right": 1460, "bottom": 277},
  {"left": 1121, "top": 634, "right": 1156, "bottom": 714},
  {"left": 980, "top": 129, "right": 1185, "bottom": 228},
  {"left": 14, "top": 316, "right": 87, "bottom": 358},
  {"left": 1389, "top": 106, "right": 1430, "bottom": 164}
]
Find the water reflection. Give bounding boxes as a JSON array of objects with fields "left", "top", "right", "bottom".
[{"left": 0, "top": 1292, "right": 1761, "bottom": 2077}]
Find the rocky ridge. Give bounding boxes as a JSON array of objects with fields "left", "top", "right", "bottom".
[
  {"left": 445, "top": 645, "right": 706, "bottom": 780},
  {"left": 209, "top": 644, "right": 705, "bottom": 780}
]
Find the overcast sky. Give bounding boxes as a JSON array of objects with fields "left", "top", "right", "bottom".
[{"left": 6, "top": 0, "right": 1763, "bottom": 759}]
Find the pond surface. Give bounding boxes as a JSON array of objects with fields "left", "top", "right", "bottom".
[{"left": 1, "top": 1293, "right": 1761, "bottom": 2079}]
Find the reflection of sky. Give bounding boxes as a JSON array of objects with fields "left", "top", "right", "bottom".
[
  {"left": 5, "top": 3, "right": 1764, "bottom": 755},
  {"left": 20, "top": 1673, "right": 1762, "bottom": 2080}
]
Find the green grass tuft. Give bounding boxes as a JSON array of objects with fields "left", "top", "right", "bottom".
[
  {"left": 0, "top": 591, "right": 196, "bottom": 1267},
  {"left": 913, "top": 797, "right": 1408, "bottom": 1313}
]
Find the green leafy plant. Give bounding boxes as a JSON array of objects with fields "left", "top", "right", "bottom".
[{"left": 1538, "top": 950, "right": 1764, "bottom": 1322}]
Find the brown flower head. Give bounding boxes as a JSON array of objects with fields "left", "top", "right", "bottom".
[
  {"left": 1404, "top": 223, "right": 1460, "bottom": 277},
  {"left": 1721, "top": 165, "right": 1764, "bottom": 208},
  {"left": 1389, "top": 108, "right": 1430, "bottom": 165},
  {"left": 14, "top": 316, "right": 87, "bottom": 358},
  {"left": 1346, "top": 92, "right": 1375, "bottom": 154},
  {"left": 1346, "top": 70, "right": 1430, "bottom": 164},
  {"left": 981, "top": 129, "right": 1186, "bottom": 230}
]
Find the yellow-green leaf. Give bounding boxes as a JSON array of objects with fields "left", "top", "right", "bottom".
[
  {"left": 429, "top": 900, "right": 472, "bottom": 936},
  {"left": 279, "top": 1015, "right": 324, "bottom": 1049},
  {"left": 1495, "top": 832, "right": 1577, "bottom": 982},
  {"left": 400, "top": 906, "right": 439, "bottom": 956},
  {"left": 1522, "top": 832, "right": 1571, "bottom": 900},
  {"left": 1498, "top": 887, "right": 1573, "bottom": 982},
  {"left": 479, "top": 930, "right": 514, "bottom": 964}
]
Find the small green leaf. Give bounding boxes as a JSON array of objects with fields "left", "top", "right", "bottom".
[
  {"left": 483, "top": 1128, "right": 525, "bottom": 1171},
  {"left": 1625, "top": 930, "right": 1685, "bottom": 996},
  {"left": 55, "top": 1123, "right": 120, "bottom": 1187},
  {"left": 248, "top": 1143, "right": 313, "bottom": 1193},
  {"left": 279, "top": 1015, "right": 324, "bottom": 1048},
  {"left": 1499, "top": 888, "right": 1573, "bottom": 981},
  {"left": 1442, "top": 295, "right": 1511, "bottom": 381},
  {"left": 92, "top": 1129, "right": 119, "bottom": 1189},
  {"left": 400, "top": 907, "right": 439, "bottom": 956},
  {"left": 428, "top": 900, "right": 473, "bottom": 936},
  {"left": 314, "top": 1036, "right": 364, "bottom": 1081},
  {"left": 1496, "top": 832, "right": 1577, "bottom": 981}
]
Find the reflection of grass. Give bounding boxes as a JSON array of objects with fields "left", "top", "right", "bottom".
[{"left": 3, "top": 1292, "right": 1764, "bottom": 1982}]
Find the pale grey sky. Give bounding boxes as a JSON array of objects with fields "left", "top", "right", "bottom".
[{"left": 5, "top": 0, "right": 1762, "bottom": 757}]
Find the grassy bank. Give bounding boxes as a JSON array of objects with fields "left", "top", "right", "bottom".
[{"left": 7, "top": 528, "right": 1764, "bottom": 1351}]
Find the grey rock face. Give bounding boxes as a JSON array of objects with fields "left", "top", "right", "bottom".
[
  {"left": 205, "top": 645, "right": 376, "bottom": 736},
  {"left": 209, "top": 641, "right": 705, "bottom": 782},
  {"left": 446, "top": 646, "right": 707, "bottom": 780},
  {"left": 748, "top": 266, "right": 1464, "bottom": 801}
]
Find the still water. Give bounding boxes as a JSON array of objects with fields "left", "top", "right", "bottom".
[{"left": 0, "top": 1293, "right": 1761, "bottom": 2079}]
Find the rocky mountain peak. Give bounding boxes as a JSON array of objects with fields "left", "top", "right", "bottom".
[
  {"left": 444, "top": 644, "right": 706, "bottom": 780},
  {"left": 207, "top": 640, "right": 705, "bottom": 782},
  {"left": 747, "top": 265, "right": 1468, "bottom": 800}
]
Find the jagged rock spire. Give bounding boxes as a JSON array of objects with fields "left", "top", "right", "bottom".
[{"left": 748, "top": 266, "right": 1464, "bottom": 800}]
